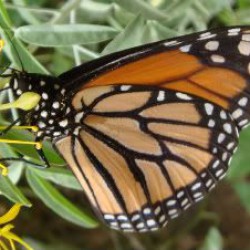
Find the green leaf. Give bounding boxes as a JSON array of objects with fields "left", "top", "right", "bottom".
[
  {"left": 0, "top": 175, "right": 31, "bottom": 206},
  {"left": 114, "top": 0, "right": 167, "bottom": 21},
  {"left": 1, "top": 129, "right": 65, "bottom": 166},
  {"left": 141, "top": 21, "right": 179, "bottom": 43},
  {"left": 102, "top": 14, "right": 145, "bottom": 55},
  {"left": 0, "top": 0, "right": 13, "bottom": 27},
  {"left": 31, "top": 167, "right": 82, "bottom": 191},
  {"left": 0, "top": 1, "right": 48, "bottom": 73},
  {"left": 11, "top": 0, "right": 41, "bottom": 25},
  {"left": 199, "top": 227, "right": 223, "bottom": 250},
  {"left": 15, "top": 24, "right": 118, "bottom": 47},
  {"left": 228, "top": 128, "right": 250, "bottom": 180},
  {"left": 233, "top": 182, "right": 250, "bottom": 212},
  {"left": 26, "top": 168, "right": 98, "bottom": 228}
]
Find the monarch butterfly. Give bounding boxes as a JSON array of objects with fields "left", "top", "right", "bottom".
[{"left": 1, "top": 26, "right": 250, "bottom": 233}]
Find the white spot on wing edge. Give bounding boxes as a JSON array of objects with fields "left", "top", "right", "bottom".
[
  {"left": 228, "top": 28, "right": 241, "bottom": 33},
  {"left": 205, "top": 41, "right": 219, "bottom": 51},
  {"left": 164, "top": 40, "right": 181, "bottom": 47},
  {"left": 120, "top": 85, "right": 131, "bottom": 91},
  {"left": 157, "top": 91, "right": 165, "bottom": 101},
  {"left": 211, "top": 54, "right": 225, "bottom": 63},
  {"left": 238, "top": 41, "right": 250, "bottom": 56},
  {"left": 204, "top": 103, "right": 214, "bottom": 115},
  {"left": 176, "top": 92, "right": 192, "bottom": 100},
  {"left": 180, "top": 44, "right": 192, "bottom": 52}
]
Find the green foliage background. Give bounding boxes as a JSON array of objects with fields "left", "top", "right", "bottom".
[{"left": 1, "top": 0, "right": 250, "bottom": 249}]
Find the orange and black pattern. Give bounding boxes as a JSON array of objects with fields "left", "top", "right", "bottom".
[
  {"left": 55, "top": 85, "right": 238, "bottom": 232},
  {"left": 7, "top": 26, "right": 250, "bottom": 232},
  {"left": 60, "top": 27, "right": 250, "bottom": 130}
]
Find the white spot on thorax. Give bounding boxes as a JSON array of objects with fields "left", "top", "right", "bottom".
[
  {"left": 38, "top": 121, "right": 46, "bottom": 128},
  {"left": 16, "top": 89, "right": 22, "bottom": 95},
  {"left": 42, "top": 93, "right": 48, "bottom": 100},
  {"left": 41, "top": 111, "right": 48, "bottom": 118},
  {"left": 13, "top": 79, "right": 18, "bottom": 89},
  {"left": 52, "top": 102, "right": 60, "bottom": 109},
  {"left": 40, "top": 80, "right": 46, "bottom": 86},
  {"left": 59, "top": 119, "right": 68, "bottom": 127},
  {"left": 53, "top": 131, "right": 62, "bottom": 136}
]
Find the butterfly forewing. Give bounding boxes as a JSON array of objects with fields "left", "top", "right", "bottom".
[
  {"left": 54, "top": 85, "right": 238, "bottom": 232},
  {"left": 60, "top": 27, "right": 250, "bottom": 130}
]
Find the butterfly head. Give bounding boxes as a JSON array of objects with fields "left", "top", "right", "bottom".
[{"left": 9, "top": 71, "right": 73, "bottom": 139}]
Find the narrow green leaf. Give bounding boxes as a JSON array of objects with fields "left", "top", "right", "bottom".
[
  {"left": 1, "top": 129, "right": 65, "bottom": 166},
  {"left": 0, "top": 0, "right": 13, "bottom": 27},
  {"left": 15, "top": 24, "right": 118, "bottom": 47},
  {"left": 142, "top": 21, "right": 179, "bottom": 43},
  {"left": 31, "top": 167, "right": 82, "bottom": 191},
  {"left": 26, "top": 168, "right": 98, "bottom": 228},
  {"left": 0, "top": 175, "right": 31, "bottom": 206},
  {"left": 233, "top": 182, "right": 250, "bottom": 212},
  {"left": 114, "top": 0, "right": 167, "bottom": 21},
  {"left": 0, "top": 3, "right": 48, "bottom": 73},
  {"left": 228, "top": 128, "right": 250, "bottom": 180},
  {"left": 199, "top": 227, "right": 223, "bottom": 250},
  {"left": 102, "top": 15, "right": 145, "bottom": 55},
  {"left": 11, "top": 0, "right": 41, "bottom": 25}
]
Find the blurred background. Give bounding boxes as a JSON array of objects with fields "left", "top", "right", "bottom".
[{"left": 1, "top": 0, "right": 250, "bottom": 249}]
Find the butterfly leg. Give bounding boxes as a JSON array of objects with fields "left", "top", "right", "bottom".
[
  {"left": 34, "top": 138, "right": 51, "bottom": 169},
  {"left": 0, "top": 157, "right": 48, "bottom": 176}
]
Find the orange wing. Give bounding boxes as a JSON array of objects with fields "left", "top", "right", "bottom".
[
  {"left": 60, "top": 27, "right": 250, "bottom": 130},
  {"left": 54, "top": 85, "right": 238, "bottom": 232}
]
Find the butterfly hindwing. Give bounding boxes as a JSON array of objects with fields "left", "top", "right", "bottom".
[{"left": 54, "top": 85, "right": 238, "bottom": 232}]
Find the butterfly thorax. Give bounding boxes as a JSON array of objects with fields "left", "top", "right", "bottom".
[{"left": 10, "top": 72, "right": 76, "bottom": 140}]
